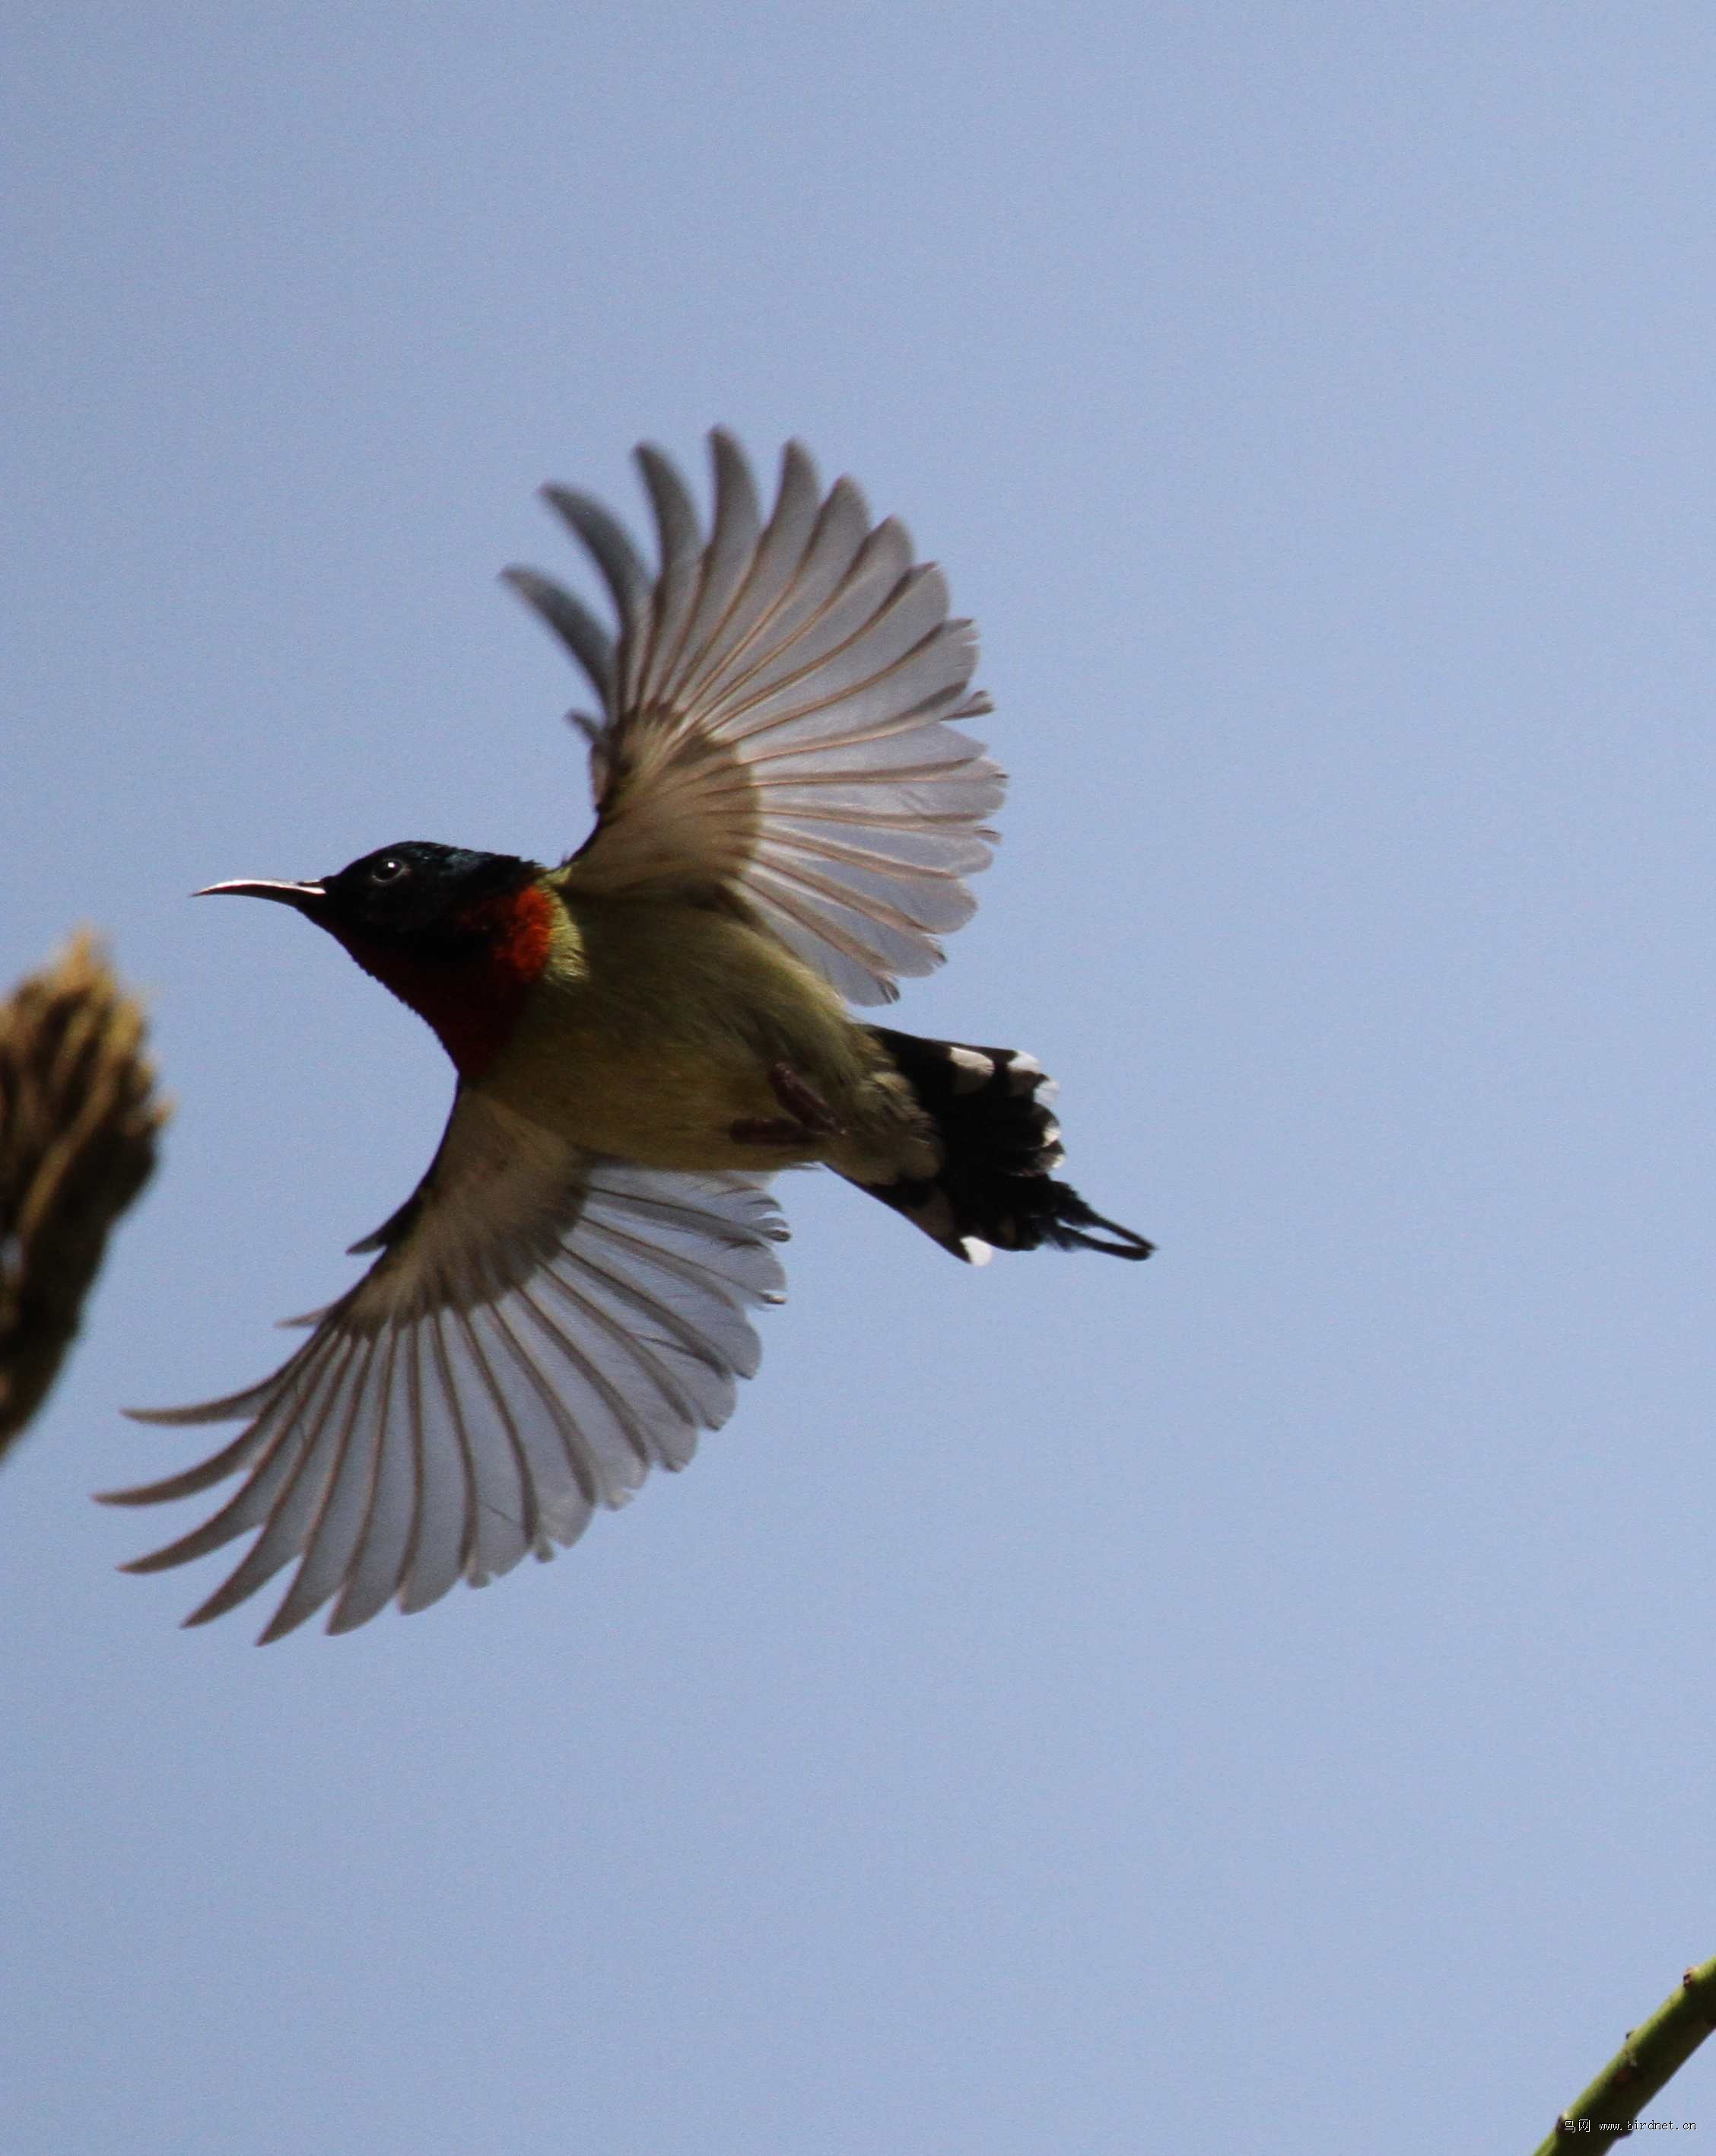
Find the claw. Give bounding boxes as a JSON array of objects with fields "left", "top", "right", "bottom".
[
  {"left": 729, "top": 1064, "right": 844, "bottom": 1148},
  {"left": 767, "top": 1062, "right": 841, "bottom": 1135}
]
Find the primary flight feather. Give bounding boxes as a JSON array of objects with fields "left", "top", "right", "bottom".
[{"left": 102, "top": 431, "right": 1151, "bottom": 1640}]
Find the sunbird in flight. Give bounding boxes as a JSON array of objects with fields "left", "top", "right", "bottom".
[{"left": 103, "top": 432, "right": 1151, "bottom": 1640}]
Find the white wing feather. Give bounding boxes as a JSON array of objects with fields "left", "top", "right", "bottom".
[
  {"left": 100, "top": 1092, "right": 786, "bottom": 1641},
  {"left": 502, "top": 431, "right": 1006, "bottom": 1005}
]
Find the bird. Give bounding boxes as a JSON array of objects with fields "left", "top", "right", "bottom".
[{"left": 100, "top": 431, "right": 1152, "bottom": 1641}]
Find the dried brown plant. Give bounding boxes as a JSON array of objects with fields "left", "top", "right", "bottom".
[{"left": 0, "top": 933, "right": 167, "bottom": 1456}]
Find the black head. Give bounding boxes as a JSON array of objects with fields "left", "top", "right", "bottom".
[{"left": 199, "top": 842, "right": 543, "bottom": 956}]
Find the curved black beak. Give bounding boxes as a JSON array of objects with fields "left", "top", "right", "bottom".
[{"left": 194, "top": 878, "right": 329, "bottom": 913}]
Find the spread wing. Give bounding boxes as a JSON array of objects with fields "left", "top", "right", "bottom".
[
  {"left": 100, "top": 1092, "right": 787, "bottom": 1642},
  {"left": 501, "top": 431, "right": 1006, "bottom": 1006}
]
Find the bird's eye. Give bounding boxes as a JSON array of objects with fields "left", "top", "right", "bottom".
[{"left": 368, "top": 857, "right": 408, "bottom": 886}]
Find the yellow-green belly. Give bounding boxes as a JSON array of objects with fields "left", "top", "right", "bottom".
[{"left": 478, "top": 892, "right": 920, "bottom": 1177}]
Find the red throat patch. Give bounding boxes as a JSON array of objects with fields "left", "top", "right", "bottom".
[{"left": 337, "top": 882, "right": 556, "bottom": 1080}]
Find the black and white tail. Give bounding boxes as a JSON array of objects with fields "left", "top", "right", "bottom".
[{"left": 850, "top": 1027, "right": 1154, "bottom": 1266}]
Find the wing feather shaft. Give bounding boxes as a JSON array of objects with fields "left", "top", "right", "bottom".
[
  {"left": 504, "top": 431, "right": 1004, "bottom": 1003},
  {"left": 101, "top": 1095, "right": 787, "bottom": 1639}
]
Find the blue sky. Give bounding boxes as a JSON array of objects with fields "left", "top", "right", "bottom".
[{"left": 7, "top": 5, "right": 1716, "bottom": 2148}]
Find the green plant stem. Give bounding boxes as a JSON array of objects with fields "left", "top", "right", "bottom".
[{"left": 1533, "top": 1956, "right": 1716, "bottom": 2149}]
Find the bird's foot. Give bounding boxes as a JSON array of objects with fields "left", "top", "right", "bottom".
[
  {"left": 767, "top": 1062, "right": 842, "bottom": 1134},
  {"left": 729, "top": 1116, "right": 817, "bottom": 1146},
  {"left": 729, "top": 1063, "right": 844, "bottom": 1146}
]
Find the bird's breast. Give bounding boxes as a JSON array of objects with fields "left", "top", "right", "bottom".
[{"left": 472, "top": 895, "right": 893, "bottom": 1169}]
